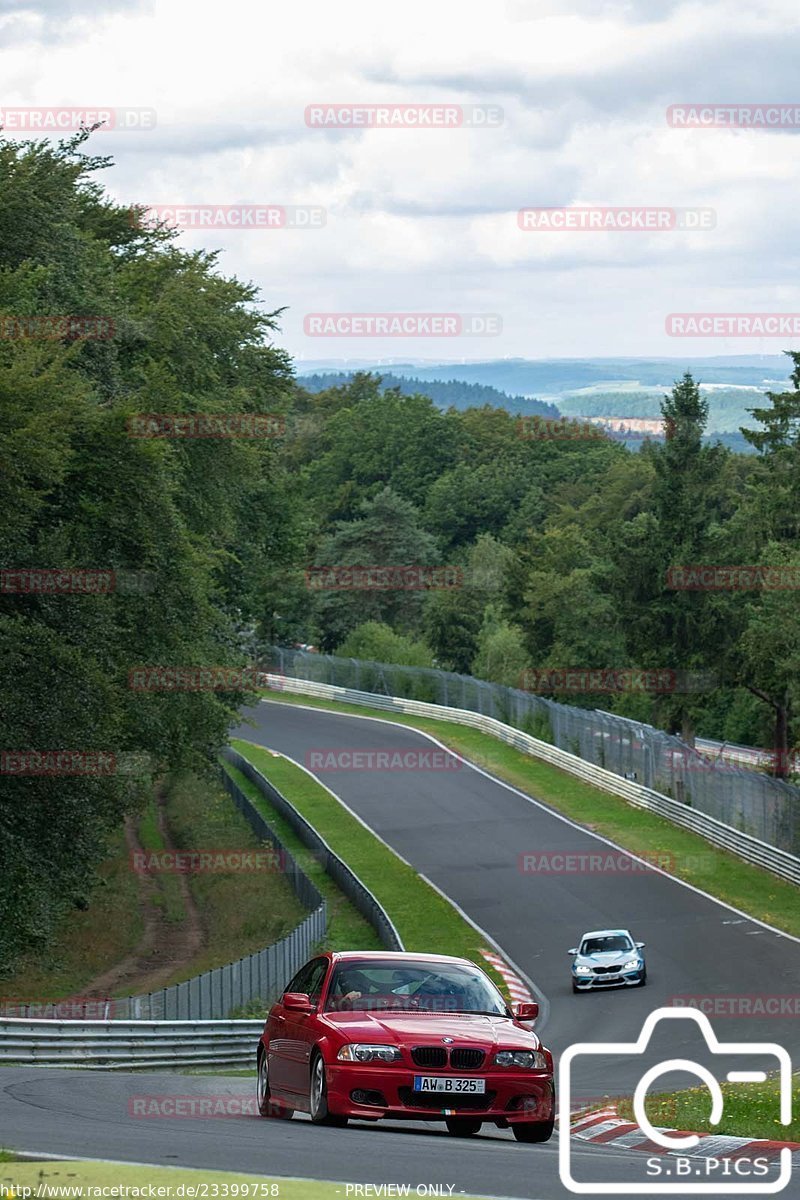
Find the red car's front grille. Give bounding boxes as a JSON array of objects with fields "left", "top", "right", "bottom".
[
  {"left": 450, "top": 1047, "right": 485, "bottom": 1070},
  {"left": 410, "top": 1046, "right": 486, "bottom": 1069},
  {"left": 411, "top": 1046, "right": 447, "bottom": 1068}
]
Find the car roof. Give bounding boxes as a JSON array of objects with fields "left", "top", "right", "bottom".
[
  {"left": 580, "top": 929, "right": 632, "bottom": 939},
  {"left": 329, "top": 951, "right": 475, "bottom": 966}
]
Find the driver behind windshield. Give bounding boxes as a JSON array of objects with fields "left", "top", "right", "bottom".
[
  {"left": 329, "top": 968, "right": 372, "bottom": 1009},
  {"left": 324, "top": 960, "right": 507, "bottom": 1015}
]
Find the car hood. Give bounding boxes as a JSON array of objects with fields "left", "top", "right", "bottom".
[
  {"left": 574, "top": 950, "right": 638, "bottom": 967},
  {"left": 323, "top": 1011, "right": 541, "bottom": 1049}
]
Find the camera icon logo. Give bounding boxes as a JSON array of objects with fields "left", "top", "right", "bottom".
[{"left": 559, "top": 1007, "right": 793, "bottom": 1194}]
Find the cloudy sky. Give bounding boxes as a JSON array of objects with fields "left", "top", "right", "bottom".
[{"left": 2, "top": 0, "right": 799, "bottom": 362}]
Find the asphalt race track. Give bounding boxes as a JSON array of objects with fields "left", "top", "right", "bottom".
[{"left": 2, "top": 698, "right": 798, "bottom": 1198}]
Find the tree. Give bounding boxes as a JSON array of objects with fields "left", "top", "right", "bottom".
[
  {"left": 337, "top": 621, "right": 434, "bottom": 667},
  {"left": 310, "top": 487, "right": 441, "bottom": 650},
  {"left": 471, "top": 606, "right": 530, "bottom": 687},
  {"left": 0, "top": 132, "right": 293, "bottom": 969}
]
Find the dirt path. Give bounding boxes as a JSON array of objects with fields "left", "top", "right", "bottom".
[{"left": 82, "top": 791, "right": 205, "bottom": 999}]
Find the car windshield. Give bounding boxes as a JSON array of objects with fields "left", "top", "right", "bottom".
[
  {"left": 324, "top": 959, "right": 508, "bottom": 1015},
  {"left": 581, "top": 935, "right": 633, "bottom": 955}
]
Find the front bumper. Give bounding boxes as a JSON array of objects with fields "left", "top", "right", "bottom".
[
  {"left": 326, "top": 1063, "right": 555, "bottom": 1123},
  {"left": 573, "top": 967, "right": 644, "bottom": 989}
]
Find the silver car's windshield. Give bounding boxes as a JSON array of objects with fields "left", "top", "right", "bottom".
[{"left": 581, "top": 935, "right": 632, "bottom": 955}]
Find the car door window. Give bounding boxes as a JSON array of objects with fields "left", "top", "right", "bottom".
[
  {"left": 304, "top": 959, "right": 328, "bottom": 1005},
  {"left": 285, "top": 961, "right": 313, "bottom": 995}
]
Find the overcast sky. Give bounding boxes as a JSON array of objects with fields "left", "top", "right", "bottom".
[{"left": 2, "top": 0, "right": 799, "bottom": 363}]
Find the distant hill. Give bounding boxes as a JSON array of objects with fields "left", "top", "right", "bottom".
[
  {"left": 297, "top": 371, "right": 560, "bottom": 419},
  {"left": 559, "top": 386, "right": 768, "bottom": 435},
  {"left": 295, "top": 356, "right": 793, "bottom": 396}
]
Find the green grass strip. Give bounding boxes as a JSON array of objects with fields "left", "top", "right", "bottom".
[
  {"left": 243, "top": 691, "right": 800, "bottom": 939},
  {"left": 226, "top": 741, "right": 510, "bottom": 997},
  {"left": 618, "top": 1075, "right": 800, "bottom": 1141},
  {"left": 221, "top": 761, "right": 382, "bottom": 955}
]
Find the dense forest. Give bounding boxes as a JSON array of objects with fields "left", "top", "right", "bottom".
[
  {"left": 2, "top": 134, "right": 800, "bottom": 968},
  {"left": 299, "top": 372, "right": 560, "bottom": 419}
]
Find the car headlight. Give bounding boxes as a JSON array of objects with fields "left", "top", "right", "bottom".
[
  {"left": 337, "top": 1044, "right": 402, "bottom": 1063},
  {"left": 493, "top": 1050, "right": 548, "bottom": 1070},
  {"left": 622, "top": 958, "right": 641, "bottom": 971},
  {"left": 574, "top": 965, "right": 593, "bottom": 976}
]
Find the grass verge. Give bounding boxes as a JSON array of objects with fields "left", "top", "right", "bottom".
[
  {"left": 247, "top": 692, "right": 800, "bottom": 939},
  {"left": 137, "top": 796, "right": 185, "bottom": 925},
  {"left": 157, "top": 770, "right": 308, "bottom": 986},
  {"left": 228, "top": 740, "right": 509, "bottom": 997},
  {"left": 617, "top": 1075, "right": 800, "bottom": 1141},
  {"left": 221, "top": 762, "right": 383, "bottom": 956}
]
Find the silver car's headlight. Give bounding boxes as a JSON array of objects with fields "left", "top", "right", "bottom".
[
  {"left": 622, "top": 958, "right": 641, "bottom": 970},
  {"left": 494, "top": 1050, "right": 547, "bottom": 1070},
  {"left": 574, "top": 965, "right": 592, "bottom": 976},
  {"left": 337, "top": 1044, "right": 402, "bottom": 1063}
]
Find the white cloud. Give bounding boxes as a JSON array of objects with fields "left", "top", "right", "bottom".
[{"left": 2, "top": 0, "right": 799, "bottom": 358}]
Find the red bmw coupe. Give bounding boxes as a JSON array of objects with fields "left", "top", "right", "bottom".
[{"left": 256, "top": 950, "right": 554, "bottom": 1141}]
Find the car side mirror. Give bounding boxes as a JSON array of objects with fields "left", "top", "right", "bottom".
[
  {"left": 635, "top": 942, "right": 645, "bottom": 949},
  {"left": 282, "top": 991, "right": 314, "bottom": 1012},
  {"left": 567, "top": 948, "right": 578, "bottom": 955},
  {"left": 514, "top": 1001, "right": 539, "bottom": 1021}
]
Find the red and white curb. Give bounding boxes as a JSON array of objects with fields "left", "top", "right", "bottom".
[
  {"left": 570, "top": 1104, "right": 800, "bottom": 1165},
  {"left": 480, "top": 949, "right": 534, "bottom": 1006}
]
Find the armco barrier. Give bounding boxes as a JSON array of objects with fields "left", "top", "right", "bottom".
[
  {"left": 265, "top": 647, "right": 799, "bottom": 856},
  {"left": 0, "top": 1018, "right": 263, "bottom": 1070},
  {"left": 221, "top": 747, "right": 404, "bottom": 950},
  {"left": 259, "top": 673, "right": 800, "bottom": 888}
]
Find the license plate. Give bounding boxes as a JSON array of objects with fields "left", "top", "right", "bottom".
[{"left": 413, "top": 1076, "right": 486, "bottom": 1094}]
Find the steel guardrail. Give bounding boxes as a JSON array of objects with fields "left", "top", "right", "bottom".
[
  {"left": 261, "top": 674, "right": 800, "bottom": 887},
  {"left": 0, "top": 1018, "right": 264, "bottom": 1069},
  {"left": 221, "top": 747, "right": 404, "bottom": 950}
]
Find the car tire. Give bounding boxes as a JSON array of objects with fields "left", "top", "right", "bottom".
[
  {"left": 257, "top": 1049, "right": 294, "bottom": 1120},
  {"left": 638, "top": 970, "right": 647, "bottom": 987},
  {"left": 309, "top": 1051, "right": 348, "bottom": 1127},
  {"left": 445, "top": 1118, "right": 482, "bottom": 1137},
  {"left": 572, "top": 981, "right": 581, "bottom": 993},
  {"left": 513, "top": 1119, "right": 555, "bottom": 1143}
]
